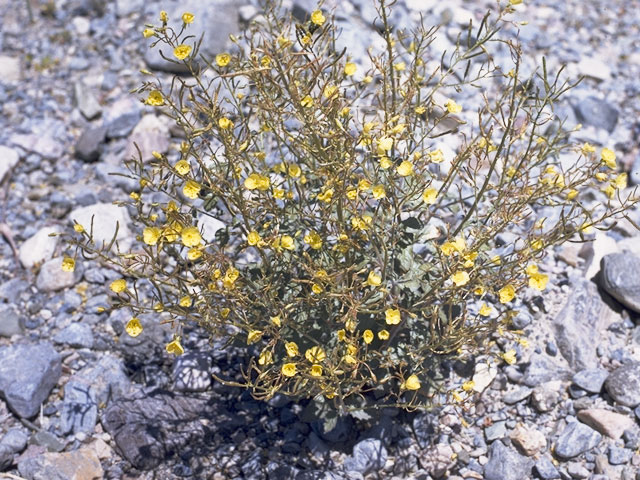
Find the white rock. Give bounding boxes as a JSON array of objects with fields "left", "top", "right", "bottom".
[
  {"left": 198, "top": 215, "right": 226, "bottom": 242},
  {"left": 68, "top": 203, "right": 132, "bottom": 251},
  {"left": 125, "top": 114, "right": 170, "bottom": 162},
  {"left": 71, "top": 16, "right": 91, "bottom": 35},
  {"left": 19, "top": 226, "right": 61, "bottom": 269},
  {"left": 582, "top": 231, "right": 618, "bottom": 279},
  {"left": 472, "top": 361, "right": 497, "bottom": 393},
  {"left": 405, "top": 0, "right": 438, "bottom": 12},
  {"left": 36, "top": 257, "right": 82, "bottom": 292},
  {"left": 0, "top": 145, "right": 20, "bottom": 183},
  {"left": 0, "top": 56, "right": 21, "bottom": 83},
  {"left": 577, "top": 58, "right": 612, "bottom": 82}
]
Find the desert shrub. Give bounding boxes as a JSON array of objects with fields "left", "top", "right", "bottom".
[{"left": 64, "top": 0, "right": 638, "bottom": 416}]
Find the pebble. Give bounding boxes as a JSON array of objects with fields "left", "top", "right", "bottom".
[
  {"left": 18, "top": 226, "right": 61, "bottom": 269},
  {"left": 0, "top": 304, "right": 24, "bottom": 338},
  {"left": 503, "top": 386, "right": 533, "bottom": 405},
  {"left": 605, "top": 362, "right": 640, "bottom": 407},
  {"left": 535, "top": 455, "right": 561, "bottom": 479},
  {"left": 124, "top": 114, "right": 170, "bottom": 162},
  {"left": 36, "top": 257, "right": 83, "bottom": 292},
  {"left": 599, "top": 253, "right": 640, "bottom": 313},
  {"left": 609, "top": 446, "right": 633, "bottom": 465},
  {"left": 554, "top": 421, "right": 602, "bottom": 459},
  {"left": 510, "top": 424, "right": 547, "bottom": 456},
  {"left": 483, "top": 440, "right": 533, "bottom": 480},
  {"left": 572, "top": 369, "right": 609, "bottom": 393},
  {"left": 75, "top": 124, "right": 107, "bottom": 162},
  {"left": 577, "top": 408, "right": 635, "bottom": 440},
  {"left": 0, "top": 145, "right": 20, "bottom": 182}
]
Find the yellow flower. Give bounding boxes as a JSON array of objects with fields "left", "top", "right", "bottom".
[
  {"left": 258, "top": 349, "right": 273, "bottom": 365},
  {"left": 310, "top": 364, "right": 323, "bottom": 377},
  {"left": 379, "top": 156, "right": 392, "bottom": 169},
  {"left": 566, "top": 189, "right": 579, "bottom": 200},
  {"left": 311, "top": 9, "right": 326, "bottom": 25},
  {"left": 531, "top": 239, "right": 543, "bottom": 250},
  {"left": 501, "top": 349, "right": 517, "bottom": 365},
  {"left": 172, "top": 160, "right": 190, "bottom": 176},
  {"left": 282, "top": 363, "right": 297, "bottom": 377},
  {"left": 393, "top": 61, "right": 406, "bottom": 71},
  {"left": 187, "top": 247, "right": 202, "bottom": 260},
  {"left": 303, "top": 231, "right": 323, "bottom": 250},
  {"left": 247, "top": 330, "right": 263, "bottom": 345},
  {"left": 182, "top": 12, "right": 194, "bottom": 24},
  {"left": 378, "top": 329, "right": 390, "bottom": 340},
  {"left": 61, "top": 256, "right": 75, "bottom": 272},
  {"left": 183, "top": 180, "right": 201, "bottom": 199},
  {"left": 429, "top": 149, "right": 444, "bottom": 163},
  {"left": 142, "top": 28, "right": 154, "bottom": 38},
  {"left": 529, "top": 272, "right": 549, "bottom": 291},
  {"left": 479, "top": 303, "right": 492, "bottom": 316},
  {"left": 451, "top": 271, "right": 470, "bottom": 286},
  {"left": 159, "top": 10, "right": 168, "bottom": 22},
  {"left": 385, "top": 308, "right": 401, "bottom": 325},
  {"left": 179, "top": 295, "right": 192, "bottom": 307},
  {"left": 525, "top": 263, "right": 538, "bottom": 276},
  {"left": 301, "top": 95, "right": 314, "bottom": 108},
  {"left": 143, "top": 227, "right": 161, "bottom": 245},
  {"left": 344, "top": 62, "right": 357, "bottom": 76},
  {"left": 216, "top": 53, "right": 231, "bottom": 67},
  {"left": 474, "top": 285, "right": 486, "bottom": 296},
  {"left": 366, "top": 271, "right": 382, "bottom": 287},
  {"left": 285, "top": 342, "right": 299, "bottom": 357},
  {"left": 377, "top": 136, "right": 393, "bottom": 153},
  {"left": 499, "top": 285, "right": 516, "bottom": 303},
  {"left": 404, "top": 374, "right": 421, "bottom": 391},
  {"left": 173, "top": 44, "right": 192, "bottom": 60},
  {"left": 422, "top": 188, "right": 437, "bottom": 204},
  {"left": 244, "top": 173, "right": 271, "bottom": 191},
  {"left": 270, "top": 315, "right": 281, "bottom": 327},
  {"left": 316, "top": 189, "right": 334, "bottom": 202},
  {"left": 218, "top": 117, "right": 233, "bottom": 129},
  {"left": 601, "top": 148, "right": 617, "bottom": 169},
  {"left": 396, "top": 160, "right": 413, "bottom": 176},
  {"left": 362, "top": 75, "right": 373, "bottom": 83},
  {"left": 223, "top": 266, "right": 239, "bottom": 288},
  {"left": 362, "top": 330, "right": 374, "bottom": 344},
  {"left": 110, "top": 279, "right": 127, "bottom": 293},
  {"left": 595, "top": 172, "right": 608, "bottom": 182},
  {"left": 73, "top": 223, "right": 85, "bottom": 233},
  {"left": 323, "top": 85, "right": 338, "bottom": 98},
  {"left": 462, "top": 380, "right": 475, "bottom": 392},
  {"left": 358, "top": 179, "right": 371, "bottom": 191},
  {"left": 372, "top": 184, "right": 386, "bottom": 199},
  {"left": 305, "top": 346, "right": 326, "bottom": 363},
  {"left": 125, "top": 318, "right": 143, "bottom": 337},
  {"left": 581, "top": 142, "right": 596, "bottom": 155},
  {"left": 509, "top": 0, "right": 523, "bottom": 4},
  {"left": 614, "top": 173, "right": 628, "bottom": 189},
  {"left": 166, "top": 338, "right": 185, "bottom": 355},
  {"left": 280, "top": 235, "right": 295, "bottom": 250},
  {"left": 311, "top": 283, "right": 323, "bottom": 294},
  {"left": 288, "top": 164, "right": 301, "bottom": 177},
  {"left": 602, "top": 184, "right": 615, "bottom": 198},
  {"left": 181, "top": 226, "right": 202, "bottom": 247},
  {"left": 337, "top": 329, "right": 346, "bottom": 341},
  {"left": 444, "top": 99, "right": 462, "bottom": 114},
  {"left": 146, "top": 90, "right": 164, "bottom": 106},
  {"left": 247, "top": 231, "right": 261, "bottom": 246}
]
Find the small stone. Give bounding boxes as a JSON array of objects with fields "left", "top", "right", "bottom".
[
  {"left": 485, "top": 421, "right": 507, "bottom": 442},
  {"left": 503, "top": 386, "right": 533, "bottom": 405},
  {"left": 572, "top": 369, "right": 609, "bottom": 393},
  {"left": 0, "top": 304, "right": 24, "bottom": 337},
  {"left": 577, "top": 408, "right": 635, "bottom": 440},
  {"left": 53, "top": 323, "right": 94, "bottom": 349},
  {"left": 572, "top": 96, "right": 619, "bottom": 133},
  {"left": 68, "top": 203, "right": 133, "bottom": 251},
  {"left": 599, "top": 253, "right": 640, "bottom": 313},
  {"left": 172, "top": 352, "right": 212, "bottom": 392},
  {"left": 104, "top": 97, "right": 141, "bottom": 139},
  {"left": 510, "top": 424, "right": 547, "bottom": 456},
  {"left": 344, "top": 438, "right": 387, "bottom": 476},
  {"left": 554, "top": 421, "right": 602, "bottom": 459},
  {"left": 0, "top": 343, "right": 61, "bottom": 418},
  {"left": 472, "top": 361, "right": 497, "bottom": 393},
  {"left": 566, "top": 461, "right": 590, "bottom": 479},
  {"left": 17, "top": 447, "right": 103, "bottom": 480},
  {"left": 36, "top": 257, "right": 82, "bottom": 292},
  {"left": 605, "top": 363, "right": 640, "bottom": 407},
  {"left": 0, "top": 56, "right": 21, "bottom": 83},
  {"left": 31, "top": 430, "right": 66, "bottom": 453},
  {"left": 0, "top": 145, "right": 20, "bottom": 183},
  {"left": 483, "top": 441, "right": 533, "bottom": 480},
  {"left": 609, "top": 446, "right": 633, "bottom": 465},
  {"left": 18, "top": 226, "right": 61, "bottom": 269},
  {"left": 630, "top": 155, "right": 640, "bottom": 186},
  {"left": 531, "top": 380, "right": 564, "bottom": 413},
  {"left": 74, "top": 81, "right": 102, "bottom": 120},
  {"left": 124, "top": 114, "right": 170, "bottom": 162},
  {"left": 535, "top": 455, "right": 560, "bottom": 479},
  {"left": 75, "top": 125, "right": 107, "bottom": 162},
  {"left": 576, "top": 58, "right": 612, "bottom": 81}
]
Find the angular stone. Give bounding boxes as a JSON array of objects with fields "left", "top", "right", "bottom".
[
  {"left": 605, "top": 362, "right": 640, "bottom": 407},
  {"left": 510, "top": 424, "right": 547, "bottom": 456},
  {"left": 472, "top": 361, "right": 497, "bottom": 392},
  {"left": 484, "top": 441, "right": 534, "bottom": 480},
  {"left": 0, "top": 145, "right": 20, "bottom": 183},
  {"left": 599, "top": 253, "right": 640, "bottom": 313},
  {"left": 103, "top": 97, "right": 141, "bottom": 139},
  {"left": 19, "top": 226, "right": 61, "bottom": 269},
  {"left": 344, "top": 438, "right": 387, "bottom": 476},
  {"left": 554, "top": 421, "right": 602, "bottom": 459},
  {"left": 53, "top": 323, "right": 94, "bottom": 349},
  {"left": 577, "top": 409, "right": 635, "bottom": 440},
  {"left": 522, "top": 353, "right": 570, "bottom": 387},
  {"left": 535, "top": 455, "right": 560, "bottom": 479},
  {"left": 573, "top": 96, "right": 619, "bottom": 133},
  {"left": 17, "top": 447, "right": 103, "bottom": 480},
  {"left": 36, "top": 257, "right": 83, "bottom": 292},
  {"left": 74, "top": 81, "right": 102, "bottom": 120},
  {"left": 0, "top": 304, "right": 23, "bottom": 337},
  {"left": 572, "top": 368, "right": 609, "bottom": 393},
  {"left": 75, "top": 125, "right": 107, "bottom": 162},
  {"left": 124, "top": 114, "right": 170, "bottom": 162},
  {"left": 0, "top": 343, "right": 61, "bottom": 418},
  {"left": 68, "top": 203, "right": 132, "bottom": 251}
]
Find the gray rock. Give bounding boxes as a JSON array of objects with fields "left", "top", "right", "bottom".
[
  {"left": 124, "top": 114, "right": 170, "bottom": 162},
  {"left": 10, "top": 133, "right": 64, "bottom": 161},
  {"left": 531, "top": 381, "right": 563, "bottom": 413},
  {"left": 53, "top": 323, "right": 94, "bottom": 348},
  {"left": 172, "top": 351, "right": 212, "bottom": 392},
  {"left": 605, "top": 362, "right": 640, "bottom": 407},
  {"left": 535, "top": 455, "right": 561, "bottom": 479},
  {"left": 0, "top": 145, "right": 20, "bottom": 183},
  {"left": 554, "top": 421, "right": 602, "bottom": 459},
  {"left": 312, "top": 415, "right": 354, "bottom": 443},
  {"left": 17, "top": 447, "right": 103, "bottom": 480},
  {"left": 599, "top": 253, "right": 640, "bottom": 313},
  {"left": 572, "top": 368, "right": 609, "bottom": 393},
  {"left": 483, "top": 441, "right": 533, "bottom": 480},
  {"left": 18, "top": 226, "right": 61, "bottom": 269},
  {"left": 31, "top": 430, "right": 66, "bottom": 452},
  {"left": 609, "top": 446, "right": 632, "bottom": 465},
  {"left": 630, "top": 155, "right": 640, "bottom": 186},
  {"left": 74, "top": 81, "right": 102, "bottom": 120},
  {"left": 0, "top": 428, "right": 29, "bottom": 470},
  {"left": 344, "top": 438, "right": 387, "bottom": 475},
  {"left": 503, "top": 386, "right": 533, "bottom": 404},
  {"left": 485, "top": 421, "right": 507, "bottom": 442},
  {"left": 61, "top": 354, "right": 130, "bottom": 434},
  {"left": 573, "top": 96, "right": 619, "bottom": 133},
  {"left": 566, "top": 462, "right": 590, "bottom": 479},
  {"left": 104, "top": 97, "right": 141, "bottom": 139},
  {"left": 522, "top": 353, "right": 570, "bottom": 387},
  {"left": 143, "top": 1, "right": 241, "bottom": 73},
  {"left": 68, "top": 203, "right": 132, "bottom": 251},
  {"left": 116, "top": 0, "right": 144, "bottom": 16},
  {"left": 74, "top": 124, "right": 107, "bottom": 162},
  {"left": 0, "top": 304, "right": 23, "bottom": 337},
  {"left": 0, "top": 343, "right": 61, "bottom": 418},
  {"left": 553, "top": 276, "right": 613, "bottom": 370},
  {"left": 35, "top": 257, "right": 83, "bottom": 292}
]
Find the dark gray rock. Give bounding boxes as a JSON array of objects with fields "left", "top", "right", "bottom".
[
  {"left": 521, "top": 353, "right": 570, "bottom": 387},
  {"left": 172, "top": 351, "right": 212, "bottom": 392},
  {"left": 103, "top": 98, "right": 141, "bottom": 139},
  {"left": 573, "top": 96, "right": 619, "bottom": 133},
  {"left": 0, "top": 343, "right": 61, "bottom": 418},
  {"left": 74, "top": 124, "right": 106, "bottom": 162},
  {"left": 312, "top": 416, "right": 354, "bottom": 443},
  {"left": 483, "top": 440, "right": 534, "bottom": 480},
  {"left": 31, "top": 430, "right": 66, "bottom": 452},
  {"left": 605, "top": 362, "right": 640, "bottom": 407},
  {"left": 535, "top": 455, "right": 561, "bottom": 479},
  {"left": 553, "top": 276, "right": 612, "bottom": 370},
  {"left": 503, "top": 386, "right": 533, "bottom": 405},
  {"left": 0, "top": 304, "right": 23, "bottom": 337},
  {"left": 599, "top": 253, "right": 640, "bottom": 313},
  {"left": 554, "top": 421, "right": 602, "bottom": 459},
  {"left": 344, "top": 438, "right": 387, "bottom": 475},
  {"left": 53, "top": 322, "right": 94, "bottom": 348},
  {"left": 0, "top": 428, "right": 29, "bottom": 470},
  {"left": 572, "top": 369, "right": 609, "bottom": 393}
]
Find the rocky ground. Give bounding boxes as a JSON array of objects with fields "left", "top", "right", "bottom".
[{"left": 0, "top": 0, "right": 640, "bottom": 479}]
